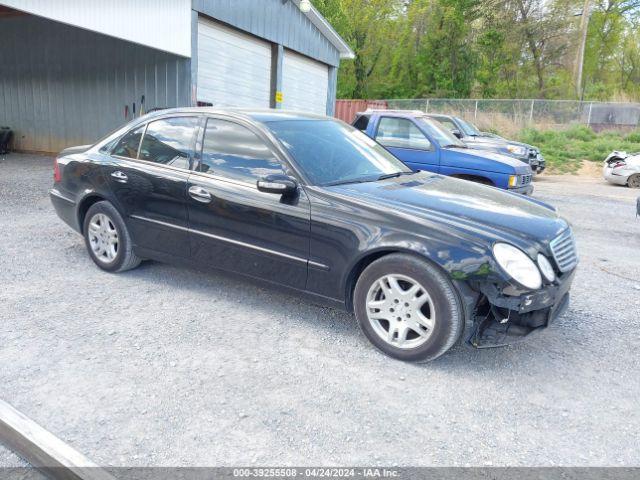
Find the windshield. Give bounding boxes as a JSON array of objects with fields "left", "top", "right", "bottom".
[
  {"left": 455, "top": 117, "right": 481, "bottom": 136},
  {"left": 416, "top": 117, "right": 466, "bottom": 148},
  {"left": 266, "top": 119, "right": 412, "bottom": 186}
]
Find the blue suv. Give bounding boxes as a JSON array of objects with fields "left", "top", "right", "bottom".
[{"left": 353, "top": 110, "right": 534, "bottom": 194}]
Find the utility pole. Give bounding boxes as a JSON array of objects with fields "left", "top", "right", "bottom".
[{"left": 573, "top": 0, "right": 592, "bottom": 99}]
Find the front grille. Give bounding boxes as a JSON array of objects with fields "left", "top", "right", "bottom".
[
  {"left": 550, "top": 229, "right": 578, "bottom": 272},
  {"left": 520, "top": 174, "right": 532, "bottom": 186}
]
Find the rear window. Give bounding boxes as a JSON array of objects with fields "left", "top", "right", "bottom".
[
  {"left": 353, "top": 114, "right": 370, "bottom": 131},
  {"left": 138, "top": 117, "right": 198, "bottom": 169},
  {"left": 111, "top": 125, "right": 145, "bottom": 159}
]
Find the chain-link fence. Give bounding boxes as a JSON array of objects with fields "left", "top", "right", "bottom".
[{"left": 380, "top": 99, "right": 640, "bottom": 135}]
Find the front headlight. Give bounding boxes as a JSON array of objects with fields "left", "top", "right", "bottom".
[
  {"left": 493, "top": 243, "right": 542, "bottom": 290},
  {"left": 506, "top": 144, "right": 527, "bottom": 157},
  {"left": 537, "top": 254, "right": 556, "bottom": 283}
]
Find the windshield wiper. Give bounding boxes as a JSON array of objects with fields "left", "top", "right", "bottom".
[
  {"left": 324, "top": 171, "right": 416, "bottom": 187},
  {"left": 377, "top": 171, "right": 416, "bottom": 180},
  {"left": 323, "top": 177, "right": 376, "bottom": 187},
  {"left": 442, "top": 143, "right": 466, "bottom": 149}
]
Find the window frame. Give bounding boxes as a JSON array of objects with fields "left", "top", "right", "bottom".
[
  {"left": 192, "top": 115, "right": 299, "bottom": 187},
  {"left": 374, "top": 116, "right": 433, "bottom": 152},
  {"left": 108, "top": 113, "right": 201, "bottom": 173}
]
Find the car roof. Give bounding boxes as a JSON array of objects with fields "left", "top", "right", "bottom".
[
  {"left": 425, "top": 113, "right": 454, "bottom": 120},
  {"left": 357, "top": 109, "right": 426, "bottom": 118},
  {"left": 139, "top": 107, "right": 327, "bottom": 124}
]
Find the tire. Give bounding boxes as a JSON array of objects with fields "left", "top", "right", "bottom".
[
  {"left": 82, "top": 201, "right": 141, "bottom": 273},
  {"left": 353, "top": 253, "right": 464, "bottom": 363},
  {"left": 627, "top": 174, "right": 640, "bottom": 189}
]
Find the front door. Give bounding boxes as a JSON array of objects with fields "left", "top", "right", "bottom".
[
  {"left": 104, "top": 115, "right": 200, "bottom": 258},
  {"left": 187, "top": 116, "right": 310, "bottom": 288},
  {"left": 374, "top": 116, "right": 439, "bottom": 172}
]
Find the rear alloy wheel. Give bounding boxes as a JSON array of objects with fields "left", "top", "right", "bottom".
[
  {"left": 87, "top": 213, "right": 119, "bottom": 264},
  {"left": 628, "top": 174, "right": 640, "bottom": 189},
  {"left": 83, "top": 201, "right": 141, "bottom": 272},
  {"left": 354, "top": 253, "right": 464, "bottom": 362}
]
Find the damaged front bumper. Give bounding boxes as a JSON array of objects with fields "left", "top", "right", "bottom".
[{"left": 466, "top": 268, "right": 576, "bottom": 348}]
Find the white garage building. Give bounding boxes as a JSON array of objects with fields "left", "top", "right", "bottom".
[{"left": 0, "top": 0, "right": 353, "bottom": 152}]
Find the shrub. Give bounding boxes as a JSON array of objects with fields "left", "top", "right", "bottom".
[
  {"left": 624, "top": 131, "right": 640, "bottom": 143},
  {"left": 515, "top": 126, "right": 640, "bottom": 173}
]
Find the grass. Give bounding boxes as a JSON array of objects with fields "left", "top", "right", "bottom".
[{"left": 516, "top": 125, "right": 640, "bottom": 174}]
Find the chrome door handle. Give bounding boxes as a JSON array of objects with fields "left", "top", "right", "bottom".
[
  {"left": 111, "top": 171, "right": 128, "bottom": 183},
  {"left": 188, "top": 186, "right": 212, "bottom": 203}
]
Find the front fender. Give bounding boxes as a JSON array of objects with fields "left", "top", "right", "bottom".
[{"left": 340, "top": 232, "right": 504, "bottom": 305}]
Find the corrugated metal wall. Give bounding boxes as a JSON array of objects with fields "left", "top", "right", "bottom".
[
  {"left": 0, "top": 0, "right": 192, "bottom": 57},
  {"left": 193, "top": 0, "right": 341, "bottom": 67},
  {"left": 334, "top": 100, "right": 389, "bottom": 123},
  {"left": 0, "top": 15, "right": 191, "bottom": 152}
]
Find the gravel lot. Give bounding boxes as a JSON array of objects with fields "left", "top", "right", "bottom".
[{"left": 1, "top": 154, "right": 639, "bottom": 467}]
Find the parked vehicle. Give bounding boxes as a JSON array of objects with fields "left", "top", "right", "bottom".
[
  {"left": 603, "top": 151, "right": 640, "bottom": 188},
  {"left": 353, "top": 110, "right": 534, "bottom": 194},
  {"left": 0, "top": 126, "right": 13, "bottom": 154},
  {"left": 425, "top": 114, "right": 546, "bottom": 174},
  {"left": 50, "top": 108, "right": 576, "bottom": 362}
]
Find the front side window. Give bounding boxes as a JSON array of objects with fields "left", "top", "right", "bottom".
[
  {"left": 111, "top": 125, "right": 145, "bottom": 159},
  {"left": 416, "top": 117, "right": 466, "bottom": 148},
  {"left": 455, "top": 117, "right": 481, "bottom": 136},
  {"left": 433, "top": 117, "right": 459, "bottom": 133},
  {"left": 375, "top": 117, "right": 432, "bottom": 151},
  {"left": 266, "top": 119, "right": 411, "bottom": 186},
  {"left": 138, "top": 117, "right": 198, "bottom": 169},
  {"left": 200, "top": 119, "right": 284, "bottom": 183}
]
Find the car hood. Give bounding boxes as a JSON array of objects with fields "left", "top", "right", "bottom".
[
  {"left": 445, "top": 147, "right": 531, "bottom": 173},
  {"left": 465, "top": 136, "right": 537, "bottom": 152},
  {"left": 324, "top": 172, "right": 567, "bottom": 247}
]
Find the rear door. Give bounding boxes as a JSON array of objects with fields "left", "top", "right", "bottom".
[
  {"left": 186, "top": 116, "right": 310, "bottom": 288},
  {"left": 374, "top": 116, "right": 439, "bottom": 172},
  {"left": 105, "top": 115, "right": 200, "bottom": 258}
]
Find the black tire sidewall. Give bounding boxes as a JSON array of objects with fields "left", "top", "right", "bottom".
[
  {"left": 628, "top": 174, "right": 640, "bottom": 188},
  {"left": 82, "top": 201, "right": 130, "bottom": 272},
  {"left": 354, "top": 254, "right": 463, "bottom": 362}
]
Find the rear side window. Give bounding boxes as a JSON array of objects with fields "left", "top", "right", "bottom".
[
  {"left": 375, "top": 117, "right": 432, "bottom": 150},
  {"left": 353, "top": 115, "right": 370, "bottom": 131},
  {"left": 138, "top": 117, "right": 198, "bottom": 169},
  {"left": 111, "top": 125, "right": 145, "bottom": 159},
  {"left": 200, "top": 118, "right": 284, "bottom": 183}
]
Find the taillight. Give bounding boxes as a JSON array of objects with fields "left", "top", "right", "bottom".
[
  {"left": 53, "top": 158, "right": 61, "bottom": 182},
  {"left": 613, "top": 161, "right": 626, "bottom": 169}
]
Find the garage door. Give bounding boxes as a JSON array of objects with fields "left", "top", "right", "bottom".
[
  {"left": 282, "top": 50, "right": 329, "bottom": 115},
  {"left": 197, "top": 18, "right": 272, "bottom": 108}
]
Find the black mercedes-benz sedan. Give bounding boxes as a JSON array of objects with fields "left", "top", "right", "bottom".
[{"left": 50, "top": 108, "right": 577, "bottom": 362}]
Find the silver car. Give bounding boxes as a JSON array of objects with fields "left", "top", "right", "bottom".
[{"left": 603, "top": 151, "right": 640, "bottom": 188}]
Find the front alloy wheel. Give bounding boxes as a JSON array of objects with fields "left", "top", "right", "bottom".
[
  {"left": 354, "top": 253, "right": 464, "bottom": 362},
  {"left": 366, "top": 274, "right": 435, "bottom": 349}
]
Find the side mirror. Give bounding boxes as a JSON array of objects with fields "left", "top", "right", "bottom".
[
  {"left": 257, "top": 174, "right": 298, "bottom": 196},
  {"left": 452, "top": 129, "right": 463, "bottom": 139}
]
